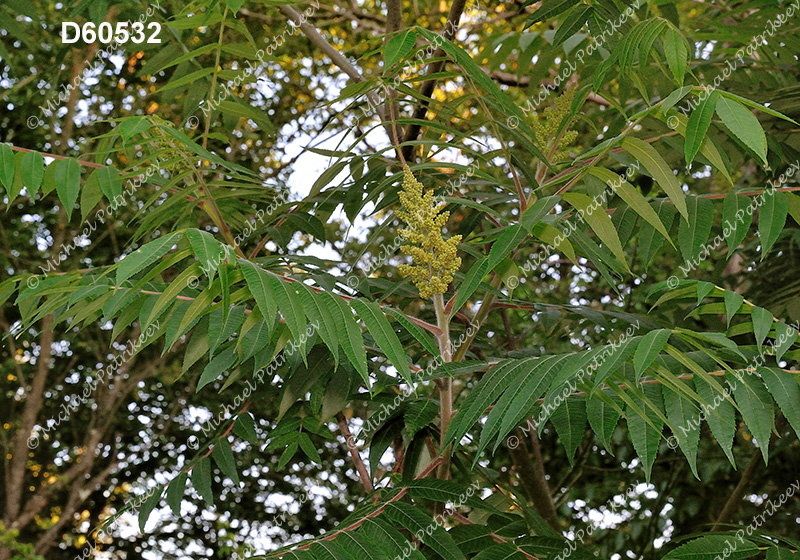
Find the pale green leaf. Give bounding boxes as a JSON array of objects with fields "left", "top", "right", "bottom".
[
  {"left": 684, "top": 90, "right": 718, "bottom": 168},
  {"left": 116, "top": 231, "right": 183, "bottom": 286},
  {"left": 622, "top": 137, "right": 688, "bottom": 221},
  {"left": 563, "top": 192, "right": 630, "bottom": 273},
  {"left": 385, "top": 29, "right": 417, "bottom": 69},
  {"left": 633, "top": 329, "right": 671, "bottom": 379},
  {"left": 716, "top": 96, "right": 768, "bottom": 166},
  {"left": 351, "top": 299, "right": 411, "bottom": 383}
]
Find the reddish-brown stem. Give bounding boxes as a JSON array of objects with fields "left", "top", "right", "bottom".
[{"left": 337, "top": 413, "right": 374, "bottom": 493}]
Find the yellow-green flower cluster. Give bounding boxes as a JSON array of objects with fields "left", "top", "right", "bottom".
[
  {"left": 533, "top": 88, "right": 578, "bottom": 161},
  {"left": 397, "top": 166, "right": 461, "bottom": 298}
]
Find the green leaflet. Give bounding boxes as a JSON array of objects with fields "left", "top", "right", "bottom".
[
  {"left": 196, "top": 345, "right": 236, "bottom": 392},
  {"left": 588, "top": 167, "right": 674, "bottom": 246},
  {"left": 716, "top": 96, "right": 768, "bottom": 166},
  {"left": 208, "top": 305, "right": 245, "bottom": 355},
  {"left": 405, "top": 479, "right": 484, "bottom": 510},
  {"left": 664, "top": 535, "right": 759, "bottom": 560},
  {"left": 362, "top": 519, "right": 426, "bottom": 560},
  {"left": 722, "top": 193, "right": 752, "bottom": 256},
  {"left": 693, "top": 373, "right": 736, "bottom": 467},
  {"left": 299, "top": 285, "right": 340, "bottom": 367},
  {"left": 520, "top": 195, "right": 560, "bottom": 233},
  {"left": 661, "top": 112, "right": 733, "bottom": 186},
  {"left": 451, "top": 256, "right": 490, "bottom": 319},
  {"left": 80, "top": 170, "right": 102, "bottom": 221},
  {"left": 386, "top": 307, "right": 439, "bottom": 357},
  {"left": 663, "top": 383, "right": 701, "bottom": 478},
  {"left": 116, "top": 231, "right": 184, "bottom": 286},
  {"left": 758, "top": 190, "right": 788, "bottom": 258},
  {"left": 727, "top": 371, "right": 774, "bottom": 464},
  {"left": 383, "top": 502, "right": 467, "bottom": 560},
  {"left": 137, "top": 485, "right": 164, "bottom": 533},
  {"left": 96, "top": 165, "right": 122, "bottom": 202},
  {"left": 638, "top": 199, "right": 677, "bottom": 270},
  {"left": 552, "top": 4, "right": 592, "bottom": 47},
  {"left": 487, "top": 224, "right": 527, "bottom": 272},
  {"left": 751, "top": 306, "right": 773, "bottom": 351},
  {"left": 186, "top": 228, "right": 227, "bottom": 280},
  {"left": 625, "top": 384, "right": 664, "bottom": 482},
  {"left": 160, "top": 67, "right": 215, "bottom": 93},
  {"left": 586, "top": 391, "right": 623, "bottom": 452},
  {"left": 166, "top": 472, "right": 188, "bottom": 516},
  {"left": 759, "top": 367, "right": 800, "bottom": 440},
  {"left": 524, "top": 0, "right": 575, "bottom": 26},
  {"left": 324, "top": 292, "right": 368, "bottom": 383},
  {"left": 633, "top": 329, "right": 671, "bottom": 380},
  {"left": 531, "top": 221, "right": 579, "bottom": 266},
  {"left": 662, "top": 27, "right": 688, "bottom": 86},
  {"left": 145, "top": 261, "right": 202, "bottom": 331},
  {"left": 268, "top": 275, "right": 308, "bottom": 342},
  {"left": 212, "top": 438, "right": 240, "bottom": 485},
  {"left": 773, "top": 321, "right": 799, "bottom": 362},
  {"left": 233, "top": 413, "right": 259, "bottom": 446},
  {"left": 218, "top": 99, "right": 275, "bottom": 133},
  {"left": 54, "top": 157, "right": 81, "bottom": 221},
  {"left": 590, "top": 336, "right": 640, "bottom": 393},
  {"left": 41, "top": 158, "right": 57, "bottom": 195},
  {"left": 684, "top": 90, "right": 718, "bottom": 168},
  {"left": 21, "top": 150, "right": 44, "bottom": 195},
  {"left": 765, "top": 548, "right": 799, "bottom": 560},
  {"left": 403, "top": 399, "right": 439, "bottom": 439},
  {"left": 677, "top": 196, "right": 714, "bottom": 264},
  {"left": 350, "top": 299, "right": 411, "bottom": 383},
  {"left": 191, "top": 457, "right": 214, "bottom": 505},
  {"left": 384, "top": 29, "right": 416, "bottom": 69},
  {"left": 723, "top": 290, "right": 744, "bottom": 327},
  {"left": 239, "top": 259, "right": 277, "bottom": 329},
  {"left": 562, "top": 192, "right": 631, "bottom": 273},
  {"left": 0, "top": 144, "right": 14, "bottom": 195},
  {"left": 445, "top": 359, "right": 519, "bottom": 447},
  {"left": 550, "top": 396, "right": 587, "bottom": 464},
  {"left": 493, "top": 354, "right": 574, "bottom": 451},
  {"left": 621, "top": 137, "right": 688, "bottom": 222},
  {"left": 661, "top": 86, "right": 693, "bottom": 114},
  {"left": 118, "top": 117, "right": 151, "bottom": 143},
  {"left": 471, "top": 543, "right": 527, "bottom": 560}
]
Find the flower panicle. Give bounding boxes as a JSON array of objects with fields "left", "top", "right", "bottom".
[{"left": 396, "top": 166, "right": 461, "bottom": 298}]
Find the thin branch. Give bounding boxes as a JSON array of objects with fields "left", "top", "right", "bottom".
[
  {"left": 274, "top": 5, "right": 388, "bottom": 127},
  {"left": 401, "top": 0, "right": 470, "bottom": 161},
  {"left": 337, "top": 412, "right": 374, "bottom": 493},
  {"left": 507, "top": 427, "right": 561, "bottom": 532},
  {"left": 711, "top": 451, "right": 763, "bottom": 530}
]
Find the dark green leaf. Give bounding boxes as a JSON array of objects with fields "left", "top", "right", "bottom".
[
  {"left": 191, "top": 457, "right": 214, "bottom": 505},
  {"left": 54, "top": 158, "right": 81, "bottom": 221}
]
